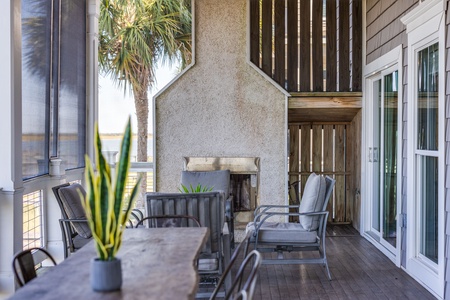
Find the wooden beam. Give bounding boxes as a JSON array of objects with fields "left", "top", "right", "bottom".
[
  {"left": 289, "top": 97, "right": 362, "bottom": 109},
  {"left": 290, "top": 91, "right": 362, "bottom": 97}
]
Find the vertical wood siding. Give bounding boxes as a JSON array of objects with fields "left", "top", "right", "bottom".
[
  {"left": 326, "top": 0, "right": 337, "bottom": 92},
  {"left": 289, "top": 123, "right": 354, "bottom": 223},
  {"left": 250, "top": 0, "right": 362, "bottom": 93}
]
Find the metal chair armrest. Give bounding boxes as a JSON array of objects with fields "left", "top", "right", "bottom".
[{"left": 254, "top": 204, "right": 299, "bottom": 216}]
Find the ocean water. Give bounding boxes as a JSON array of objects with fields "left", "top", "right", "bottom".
[{"left": 100, "top": 136, "right": 153, "bottom": 161}]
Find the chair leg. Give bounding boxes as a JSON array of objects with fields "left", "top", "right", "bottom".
[{"left": 324, "top": 261, "right": 332, "bottom": 280}]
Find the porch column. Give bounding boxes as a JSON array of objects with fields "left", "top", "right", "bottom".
[
  {"left": 86, "top": 0, "right": 100, "bottom": 160},
  {"left": 0, "top": 0, "right": 24, "bottom": 296}
]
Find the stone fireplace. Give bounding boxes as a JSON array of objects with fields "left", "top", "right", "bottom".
[{"left": 153, "top": 0, "right": 287, "bottom": 229}]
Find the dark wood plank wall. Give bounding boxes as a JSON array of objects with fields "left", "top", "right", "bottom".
[
  {"left": 250, "top": 0, "right": 362, "bottom": 93},
  {"left": 287, "top": 0, "right": 298, "bottom": 91},
  {"left": 249, "top": 0, "right": 259, "bottom": 65},
  {"left": 352, "top": 0, "right": 362, "bottom": 91},
  {"left": 261, "top": 0, "right": 272, "bottom": 74},
  {"left": 326, "top": 0, "right": 337, "bottom": 92},
  {"left": 339, "top": 0, "right": 350, "bottom": 92},
  {"left": 274, "top": 0, "right": 285, "bottom": 85},
  {"left": 312, "top": 0, "right": 323, "bottom": 91},
  {"left": 289, "top": 123, "right": 353, "bottom": 223},
  {"left": 299, "top": 0, "right": 311, "bottom": 91}
]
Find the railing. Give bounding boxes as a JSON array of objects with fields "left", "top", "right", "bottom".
[
  {"left": 23, "top": 190, "right": 43, "bottom": 249},
  {"left": 125, "top": 162, "right": 154, "bottom": 209}
]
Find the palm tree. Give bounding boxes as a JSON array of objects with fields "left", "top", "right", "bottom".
[{"left": 98, "top": 0, "right": 192, "bottom": 206}]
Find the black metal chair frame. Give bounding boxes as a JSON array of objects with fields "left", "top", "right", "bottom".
[
  {"left": 250, "top": 175, "right": 336, "bottom": 280},
  {"left": 12, "top": 247, "right": 57, "bottom": 287},
  {"left": 52, "top": 183, "right": 91, "bottom": 259},
  {"left": 208, "top": 237, "right": 262, "bottom": 300}
]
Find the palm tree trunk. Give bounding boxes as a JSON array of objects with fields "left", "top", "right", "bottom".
[{"left": 133, "top": 79, "right": 149, "bottom": 208}]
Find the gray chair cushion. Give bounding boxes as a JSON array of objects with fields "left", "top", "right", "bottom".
[
  {"left": 246, "top": 222, "right": 317, "bottom": 243},
  {"left": 58, "top": 184, "right": 92, "bottom": 239},
  {"left": 181, "top": 170, "right": 230, "bottom": 197},
  {"left": 299, "top": 173, "right": 326, "bottom": 231}
]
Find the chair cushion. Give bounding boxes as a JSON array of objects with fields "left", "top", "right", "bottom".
[
  {"left": 181, "top": 170, "right": 230, "bottom": 197},
  {"left": 246, "top": 222, "right": 317, "bottom": 244},
  {"left": 58, "top": 184, "right": 92, "bottom": 239},
  {"left": 299, "top": 173, "right": 326, "bottom": 231}
]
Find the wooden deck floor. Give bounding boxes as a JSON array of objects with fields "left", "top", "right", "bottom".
[{"left": 245, "top": 225, "right": 436, "bottom": 300}]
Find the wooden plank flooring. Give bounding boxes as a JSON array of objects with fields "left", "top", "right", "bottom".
[{"left": 245, "top": 225, "right": 436, "bottom": 300}]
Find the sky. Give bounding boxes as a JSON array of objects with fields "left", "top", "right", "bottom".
[{"left": 98, "top": 62, "right": 179, "bottom": 134}]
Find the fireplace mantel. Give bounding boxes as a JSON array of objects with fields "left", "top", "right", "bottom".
[{"left": 183, "top": 157, "right": 260, "bottom": 174}]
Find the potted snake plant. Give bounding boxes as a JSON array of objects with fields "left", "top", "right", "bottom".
[{"left": 82, "top": 118, "right": 140, "bottom": 292}]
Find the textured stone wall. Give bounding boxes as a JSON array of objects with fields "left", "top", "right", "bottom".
[{"left": 154, "top": 0, "right": 286, "bottom": 211}]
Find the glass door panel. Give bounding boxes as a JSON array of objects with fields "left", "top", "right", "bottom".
[
  {"left": 371, "top": 79, "right": 381, "bottom": 233},
  {"left": 416, "top": 43, "right": 439, "bottom": 264},
  {"left": 382, "top": 71, "right": 398, "bottom": 248},
  {"left": 419, "top": 156, "right": 438, "bottom": 263}
]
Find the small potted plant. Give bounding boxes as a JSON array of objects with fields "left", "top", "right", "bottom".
[{"left": 82, "top": 118, "right": 140, "bottom": 292}]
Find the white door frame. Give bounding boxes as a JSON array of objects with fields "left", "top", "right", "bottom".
[{"left": 362, "top": 46, "right": 403, "bottom": 267}]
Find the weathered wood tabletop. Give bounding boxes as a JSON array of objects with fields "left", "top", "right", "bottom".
[{"left": 8, "top": 227, "right": 209, "bottom": 300}]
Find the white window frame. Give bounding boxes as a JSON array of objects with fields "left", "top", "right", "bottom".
[{"left": 401, "top": 0, "right": 445, "bottom": 297}]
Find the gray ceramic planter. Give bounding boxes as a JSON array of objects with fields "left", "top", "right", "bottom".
[{"left": 90, "top": 258, "right": 122, "bottom": 292}]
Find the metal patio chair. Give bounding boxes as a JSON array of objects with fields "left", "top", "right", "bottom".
[
  {"left": 52, "top": 183, "right": 92, "bottom": 259},
  {"left": 200, "top": 232, "right": 259, "bottom": 300},
  {"left": 12, "top": 247, "right": 57, "bottom": 287},
  {"left": 146, "top": 192, "right": 232, "bottom": 286},
  {"left": 246, "top": 173, "right": 335, "bottom": 280}
]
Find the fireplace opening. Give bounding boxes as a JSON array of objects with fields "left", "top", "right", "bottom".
[
  {"left": 230, "top": 174, "right": 254, "bottom": 211},
  {"left": 183, "top": 157, "right": 259, "bottom": 212}
]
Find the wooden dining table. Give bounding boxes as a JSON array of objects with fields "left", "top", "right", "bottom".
[{"left": 8, "top": 227, "right": 209, "bottom": 300}]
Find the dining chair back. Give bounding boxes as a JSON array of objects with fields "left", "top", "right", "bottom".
[
  {"left": 12, "top": 247, "right": 57, "bottom": 287},
  {"left": 146, "top": 192, "right": 231, "bottom": 282}
]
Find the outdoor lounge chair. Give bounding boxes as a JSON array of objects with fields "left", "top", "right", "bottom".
[
  {"left": 146, "top": 192, "right": 232, "bottom": 286},
  {"left": 246, "top": 173, "right": 335, "bottom": 280}
]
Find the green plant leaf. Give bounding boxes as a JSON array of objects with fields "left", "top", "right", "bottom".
[{"left": 179, "top": 183, "right": 213, "bottom": 193}]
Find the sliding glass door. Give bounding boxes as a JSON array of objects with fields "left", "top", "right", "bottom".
[{"left": 367, "top": 67, "right": 400, "bottom": 257}]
